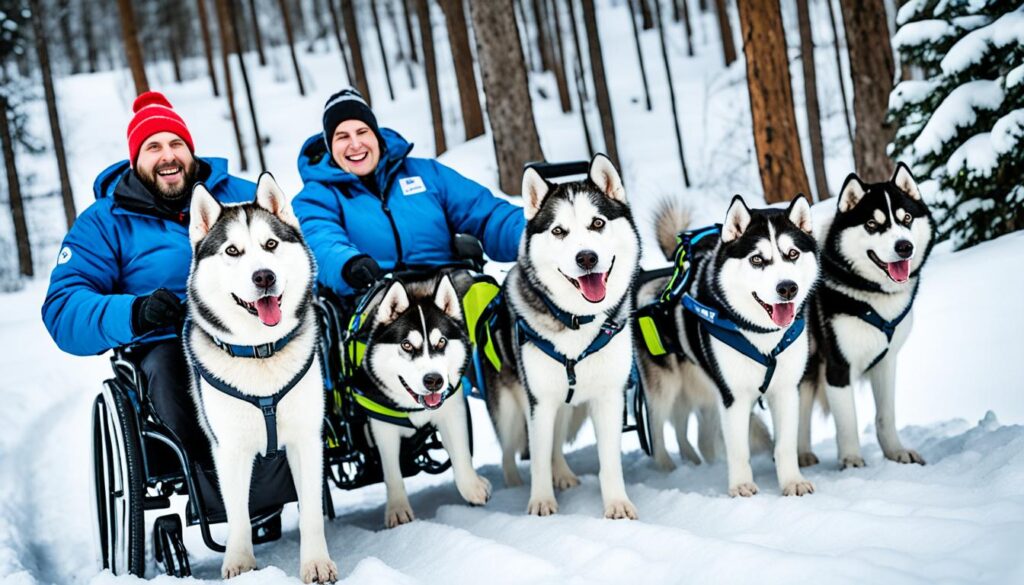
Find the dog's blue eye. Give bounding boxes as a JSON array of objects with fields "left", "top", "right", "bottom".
[
  {"left": 551, "top": 226, "right": 567, "bottom": 237},
  {"left": 225, "top": 245, "right": 241, "bottom": 257}
]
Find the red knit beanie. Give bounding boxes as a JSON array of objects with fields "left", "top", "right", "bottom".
[{"left": 126, "top": 91, "right": 195, "bottom": 167}]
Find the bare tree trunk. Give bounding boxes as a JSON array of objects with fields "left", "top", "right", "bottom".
[
  {"left": 30, "top": 0, "right": 76, "bottom": 229},
  {"left": 415, "top": 0, "right": 446, "bottom": 154},
  {"left": 531, "top": 0, "right": 553, "bottom": 71},
  {"left": 546, "top": 0, "right": 572, "bottom": 113},
  {"left": 469, "top": 0, "right": 545, "bottom": 194},
  {"left": 639, "top": 0, "right": 653, "bottom": 29},
  {"left": 328, "top": 0, "right": 354, "bottom": 82},
  {"left": 197, "top": 0, "right": 221, "bottom": 96},
  {"left": 679, "top": 0, "right": 694, "bottom": 56},
  {"left": 566, "top": 0, "right": 589, "bottom": 102},
  {"left": 840, "top": 0, "right": 895, "bottom": 181},
  {"left": 713, "top": 0, "right": 736, "bottom": 66},
  {"left": 654, "top": 0, "right": 690, "bottom": 186},
  {"left": 116, "top": 0, "right": 149, "bottom": 95},
  {"left": 628, "top": 0, "right": 652, "bottom": 110},
  {"left": 277, "top": 0, "right": 307, "bottom": 95},
  {"left": 342, "top": 0, "right": 372, "bottom": 105},
  {"left": 441, "top": 0, "right": 485, "bottom": 139},
  {"left": 573, "top": 52, "right": 595, "bottom": 156},
  {"left": 228, "top": 0, "right": 267, "bottom": 171},
  {"left": 58, "top": 4, "right": 81, "bottom": 75},
  {"left": 83, "top": 0, "right": 99, "bottom": 73},
  {"left": 214, "top": 0, "right": 249, "bottom": 171},
  {"left": 580, "top": 0, "right": 620, "bottom": 170},
  {"left": 0, "top": 95, "right": 32, "bottom": 277},
  {"left": 371, "top": 0, "right": 396, "bottom": 100},
  {"left": 736, "top": 0, "right": 811, "bottom": 203},
  {"left": 387, "top": 0, "right": 416, "bottom": 88},
  {"left": 247, "top": 0, "right": 268, "bottom": 65},
  {"left": 166, "top": 2, "right": 184, "bottom": 83},
  {"left": 826, "top": 0, "right": 854, "bottom": 146},
  {"left": 797, "top": 0, "right": 829, "bottom": 200},
  {"left": 403, "top": 0, "right": 419, "bottom": 63},
  {"left": 514, "top": 0, "right": 537, "bottom": 72}
]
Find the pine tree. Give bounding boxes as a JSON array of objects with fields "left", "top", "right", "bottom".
[{"left": 890, "top": 0, "right": 1024, "bottom": 250}]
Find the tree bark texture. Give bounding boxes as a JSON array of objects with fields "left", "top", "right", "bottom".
[
  {"left": 469, "top": 0, "right": 545, "bottom": 194},
  {"left": 371, "top": 0, "right": 396, "bottom": 100},
  {"left": 826, "top": 0, "right": 854, "bottom": 146},
  {"left": 403, "top": 0, "right": 419, "bottom": 63},
  {"left": 531, "top": 0, "right": 553, "bottom": 71},
  {"left": 713, "top": 0, "right": 736, "bottom": 66},
  {"left": 328, "top": 0, "right": 354, "bottom": 83},
  {"left": 628, "top": 0, "right": 652, "bottom": 110},
  {"left": 580, "top": 0, "right": 619, "bottom": 170},
  {"left": 247, "top": 0, "right": 268, "bottom": 66},
  {"left": 415, "top": 0, "right": 446, "bottom": 155},
  {"left": 341, "top": 0, "right": 372, "bottom": 105},
  {"left": 840, "top": 0, "right": 895, "bottom": 181},
  {"left": 0, "top": 95, "right": 32, "bottom": 276},
  {"left": 546, "top": 0, "right": 572, "bottom": 113},
  {"left": 83, "top": 0, "right": 99, "bottom": 73},
  {"left": 197, "top": 0, "right": 221, "bottom": 96},
  {"left": 277, "top": 0, "right": 307, "bottom": 95},
  {"left": 116, "top": 0, "right": 149, "bottom": 95},
  {"left": 214, "top": 0, "right": 249, "bottom": 171},
  {"left": 797, "top": 0, "right": 829, "bottom": 200},
  {"left": 227, "top": 0, "right": 267, "bottom": 171},
  {"left": 679, "top": 0, "right": 694, "bottom": 57},
  {"left": 736, "top": 0, "right": 811, "bottom": 203},
  {"left": 441, "top": 0, "right": 486, "bottom": 139},
  {"left": 653, "top": 0, "right": 689, "bottom": 186},
  {"left": 639, "top": 0, "right": 653, "bottom": 29}
]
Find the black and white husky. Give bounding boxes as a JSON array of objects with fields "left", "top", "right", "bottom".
[
  {"left": 359, "top": 275, "right": 491, "bottom": 528},
  {"left": 186, "top": 174, "right": 337, "bottom": 583},
  {"left": 640, "top": 195, "right": 819, "bottom": 497},
  {"left": 483, "top": 154, "right": 641, "bottom": 519},
  {"left": 799, "top": 163, "right": 934, "bottom": 469}
]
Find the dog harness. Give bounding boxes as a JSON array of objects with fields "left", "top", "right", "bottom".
[
  {"left": 348, "top": 381, "right": 461, "bottom": 429},
  {"left": 513, "top": 280, "right": 627, "bottom": 404},
  {"left": 183, "top": 319, "right": 315, "bottom": 458},
  {"left": 818, "top": 284, "right": 915, "bottom": 370},
  {"left": 206, "top": 324, "right": 302, "bottom": 358}
]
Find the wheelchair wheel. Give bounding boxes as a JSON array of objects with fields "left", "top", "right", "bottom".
[{"left": 91, "top": 381, "right": 146, "bottom": 576}]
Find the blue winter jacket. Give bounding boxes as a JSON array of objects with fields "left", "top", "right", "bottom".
[
  {"left": 41, "top": 158, "right": 255, "bottom": 356},
  {"left": 293, "top": 129, "right": 525, "bottom": 296}
]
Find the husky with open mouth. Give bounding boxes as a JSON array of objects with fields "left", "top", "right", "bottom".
[
  {"left": 799, "top": 163, "right": 934, "bottom": 470},
  {"left": 358, "top": 275, "right": 491, "bottom": 528},
  {"left": 482, "top": 154, "right": 641, "bottom": 519},
  {"left": 185, "top": 174, "right": 336, "bottom": 583}
]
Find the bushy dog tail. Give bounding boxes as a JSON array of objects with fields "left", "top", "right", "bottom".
[{"left": 652, "top": 198, "right": 691, "bottom": 261}]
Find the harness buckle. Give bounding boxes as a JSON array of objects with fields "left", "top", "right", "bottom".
[
  {"left": 255, "top": 343, "right": 273, "bottom": 359},
  {"left": 259, "top": 397, "right": 277, "bottom": 417},
  {"left": 565, "top": 359, "right": 577, "bottom": 386}
]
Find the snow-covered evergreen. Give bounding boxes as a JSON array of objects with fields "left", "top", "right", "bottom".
[{"left": 890, "top": 0, "right": 1023, "bottom": 250}]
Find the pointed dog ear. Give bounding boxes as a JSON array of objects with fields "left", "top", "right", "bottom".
[
  {"left": 838, "top": 173, "right": 866, "bottom": 213},
  {"left": 434, "top": 274, "right": 463, "bottom": 321},
  {"left": 721, "top": 195, "right": 751, "bottom": 244},
  {"left": 255, "top": 172, "right": 300, "bottom": 229},
  {"left": 190, "top": 183, "right": 222, "bottom": 245},
  {"left": 788, "top": 194, "right": 813, "bottom": 235},
  {"left": 589, "top": 153, "right": 626, "bottom": 203},
  {"left": 891, "top": 162, "right": 921, "bottom": 201},
  {"left": 376, "top": 281, "right": 410, "bottom": 326},
  {"left": 522, "top": 167, "right": 551, "bottom": 221}
]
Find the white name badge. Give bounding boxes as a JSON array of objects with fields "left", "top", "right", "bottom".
[{"left": 399, "top": 176, "right": 427, "bottom": 195}]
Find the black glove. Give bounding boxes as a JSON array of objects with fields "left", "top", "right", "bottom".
[
  {"left": 132, "top": 288, "right": 185, "bottom": 335},
  {"left": 342, "top": 255, "right": 383, "bottom": 290}
]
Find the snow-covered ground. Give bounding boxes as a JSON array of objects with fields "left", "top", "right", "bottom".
[{"left": 2, "top": 1, "right": 1023, "bottom": 583}]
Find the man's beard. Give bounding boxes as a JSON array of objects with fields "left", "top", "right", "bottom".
[{"left": 138, "top": 159, "right": 199, "bottom": 201}]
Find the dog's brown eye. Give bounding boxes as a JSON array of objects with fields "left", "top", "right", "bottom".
[
  {"left": 265, "top": 239, "right": 278, "bottom": 250},
  {"left": 787, "top": 249, "right": 800, "bottom": 260},
  {"left": 590, "top": 217, "right": 606, "bottom": 230},
  {"left": 401, "top": 340, "right": 414, "bottom": 353},
  {"left": 750, "top": 255, "right": 764, "bottom": 266},
  {"left": 436, "top": 337, "right": 447, "bottom": 350},
  {"left": 225, "top": 245, "right": 241, "bottom": 257},
  {"left": 902, "top": 214, "right": 913, "bottom": 226},
  {"left": 551, "top": 226, "right": 566, "bottom": 237},
  {"left": 866, "top": 220, "right": 878, "bottom": 231}
]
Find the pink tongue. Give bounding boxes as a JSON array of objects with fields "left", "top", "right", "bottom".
[
  {"left": 887, "top": 260, "right": 911, "bottom": 282},
  {"left": 577, "top": 273, "right": 607, "bottom": 303},
  {"left": 771, "top": 303, "right": 796, "bottom": 327},
  {"left": 255, "top": 296, "right": 282, "bottom": 326},
  {"left": 423, "top": 392, "right": 443, "bottom": 408}
]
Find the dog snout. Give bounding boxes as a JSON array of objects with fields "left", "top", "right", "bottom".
[
  {"left": 576, "top": 249, "right": 599, "bottom": 271},
  {"left": 895, "top": 239, "right": 914, "bottom": 259},
  {"left": 422, "top": 372, "right": 444, "bottom": 392},
  {"left": 776, "top": 280, "right": 799, "bottom": 301},
  {"left": 252, "top": 269, "right": 276, "bottom": 289}
]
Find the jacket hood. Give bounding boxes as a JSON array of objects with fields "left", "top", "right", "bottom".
[
  {"left": 297, "top": 127, "right": 413, "bottom": 193},
  {"left": 94, "top": 157, "right": 231, "bottom": 219}
]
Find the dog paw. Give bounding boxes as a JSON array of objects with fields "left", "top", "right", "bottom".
[
  {"left": 886, "top": 449, "right": 926, "bottom": 465},
  {"left": 385, "top": 503, "right": 415, "bottom": 528},
  {"left": 839, "top": 455, "right": 866, "bottom": 470},
  {"left": 221, "top": 550, "right": 257, "bottom": 579},
  {"left": 654, "top": 454, "right": 677, "bottom": 472},
  {"left": 604, "top": 499, "right": 638, "bottom": 520},
  {"left": 798, "top": 451, "right": 820, "bottom": 468},
  {"left": 300, "top": 557, "right": 339, "bottom": 584},
  {"left": 781, "top": 479, "right": 815, "bottom": 496},
  {"left": 527, "top": 497, "right": 558, "bottom": 516},
  {"left": 458, "top": 474, "right": 491, "bottom": 506},
  {"left": 552, "top": 470, "right": 581, "bottom": 490},
  {"left": 728, "top": 482, "right": 759, "bottom": 497}
]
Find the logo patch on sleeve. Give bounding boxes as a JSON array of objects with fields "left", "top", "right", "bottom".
[
  {"left": 57, "top": 246, "right": 73, "bottom": 265},
  {"left": 399, "top": 176, "right": 427, "bottom": 195}
]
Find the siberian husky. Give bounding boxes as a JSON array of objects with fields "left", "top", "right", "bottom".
[
  {"left": 799, "top": 163, "right": 934, "bottom": 469},
  {"left": 483, "top": 154, "right": 641, "bottom": 519},
  {"left": 640, "top": 195, "right": 819, "bottom": 497},
  {"left": 185, "top": 174, "right": 337, "bottom": 583},
  {"left": 358, "top": 275, "right": 491, "bottom": 528}
]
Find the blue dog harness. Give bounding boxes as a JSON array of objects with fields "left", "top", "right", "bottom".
[{"left": 184, "top": 319, "right": 315, "bottom": 458}]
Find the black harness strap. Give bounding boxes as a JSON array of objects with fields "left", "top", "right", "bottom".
[{"left": 820, "top": 285, "right": 915, "bottom": 370}]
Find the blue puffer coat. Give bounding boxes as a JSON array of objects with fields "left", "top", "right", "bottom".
[
  {"left": 293, "top": 129, "right": 525, "bottom": 296},
  {"left": 41, "top": 158, "right": 255, "bottom": 356}
]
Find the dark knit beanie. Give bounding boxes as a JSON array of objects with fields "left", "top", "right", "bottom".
[{"left": 322, "top": 88, "right": 382, "bottom": 150}]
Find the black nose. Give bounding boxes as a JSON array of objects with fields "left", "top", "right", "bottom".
[
  {"left": 895, "top": 239, "right": 914, "bottom": 259},
  {"left": 576, "top": 250, "right": 599, "bottom": 271},
  {"left": 423, "top": 373, "right": 444, "bottom": 392},
  {"left": 776, "top": 280, "right": 798, "bottom": 301},
  {"left": 252, "top": 269, "right": 276, "bottom": 289}
]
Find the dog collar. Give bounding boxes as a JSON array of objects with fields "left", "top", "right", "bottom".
[
  {"left": 525, "top": 278, "right": 597, "bottom": 330},
  {"left": 207, "top": 323, "right": 303, "bottom": 359},
  {"left": 350, "top": 381, "right": 462, "bottom": 428}
]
